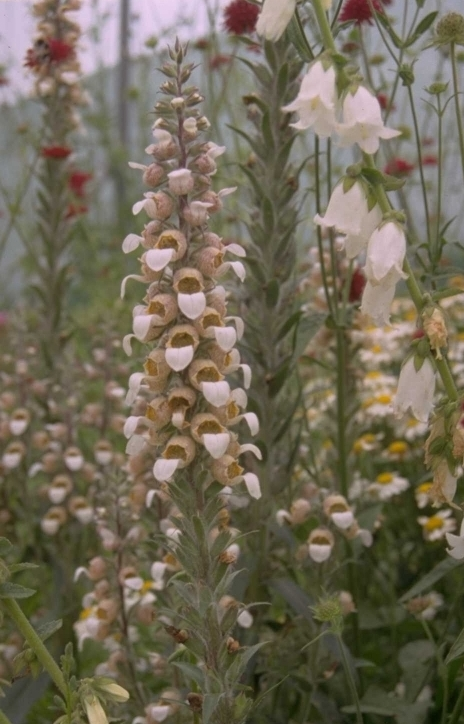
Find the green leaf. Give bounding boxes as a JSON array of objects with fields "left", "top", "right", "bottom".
[
  {"left": 400, "top": 556, "right": 462, "bottom": 602},
  {"left": 0, "top": 538, "right": 12, "bottom": 556},
  {"left": 405, "top": 12, "right": 438, "bottom": 47},
  {"left": 276, "top": 63, "right": 289, "bottom": 101},
  {"left": 202, "top": 694, "right": 222, "bottom": 724},
  {"left": 267, "top": 359, "right": 292, "bottom": 398},
  {"left": 8, "top": 563, "right": 39, "bottom": 574},
  {"left": 171, "top": 661, "right": 205, "bottom": 687},
  {"left": 36, "top": 619, "right": 63, "bottom": 642},
  {"left": 286, "top": 11, "right": 314, "bottom": 62},
  {"left": 375, "top": 10, "right": 403, "bottom": 49},
  {"left": 265, "top": 278, "right": 280, "bottom": 308},
  {"left": 445, "top": 626, "right": 464, "bottom": 664},
  {"left": 0, "top": 582, "right": 36, "bottom": 599}
]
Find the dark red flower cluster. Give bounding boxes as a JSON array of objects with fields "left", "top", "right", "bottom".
[
  {"left": 349, "top": 268, "right": 366, "bottom": 303},
  {"left": 24, "top": 37, "right": 74, "bottom": 69},
  {"left": 68, "top": 171, "right": 92, "bottom": 198},
  {"left": 376, "top": 92, "right": 395, "bottom": 111},
  {"left": 0, "top": 75, "right": 8, "bottom": 87},
  {"left": 223, "top": 0, "right": 259, "bottom": 35},
  {"left": 42, "top": 145, "right": 72, "bottom": 159},
  {"left": 48, "top": 38, "right": 74, "bottom": 63},
  {"left": 422, "top": 154, "right": 438, "bottom": 166},
  {"left": 384, "top": 157, "right": 414, "bottom": 176},
  {"left": 339, "top": 0, "right": 392, "bottom": 26},
  {"left": 209, "top": 54, "right": 232, "bottom": 70}
]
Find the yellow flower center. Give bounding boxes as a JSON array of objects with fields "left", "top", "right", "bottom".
[
  {"left": 388, "top": 441, "right": 408, "bottom": 455},
  {"left": 164, "top": 444, "right": 187, "bottom": 460},
  {"left": 147, "top": 300, "right": 166, "bottom": 316},
  {"left": 417, "top": 482, "right": 432, "bottom": 494},
  {"left": 79, "top": 607, "right": 93, "bottom": 620},
  {"left": 424, "top": 516, "right": 444, "bottom": 532},
  {"left": 141, "top": 580, "right": 153, "bottom": 594},
  {"left": 376, "top": 394, "right": 392, "bottom": 405},
  {"left": 198, "top": 421, "right": 223, "bottom": 435},
  {"left": 196, "top": 367, "right": 221, "bottom": 383},
  {"left": 171, "top": 332, "right": 195, "bottom": 348},
  {"left": 376, "top": 472, "right": 393, "bottom": 485},
  {"left": 202, "top": 313, "right": 222, "bottom": 328},
  {"left": 157, "top": 233, "right": 179, "bottom": 250},
  {"left": 177, "top": 278, "right": 202, "bottom": 293}
]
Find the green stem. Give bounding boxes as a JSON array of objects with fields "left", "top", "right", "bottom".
[
  {"left": 422, "top": 620, "right": 448, "bottom": 724},
  {"left": 312, "top": 0, "right": 336, "bottom": 51},
  {"left": 449, "top": 683, "right": 464, "bottom": 724},
  {"left": 1, "top": 598, "right": 68, "bottom": 699},
  {"left": 406, "top": 85, "right": 431, "bottom": 250},
  {"left": 336, "top": 328, "right": 348, "bottom": 498},
  {"left": 0, "top": 709, "right": 14, "bottom": 724},
  {"left": 337, "top": 634, "right": 364, "bottom": 724},
  {"left": 450, "top": 42, "right": 464, "bottom": 187}
]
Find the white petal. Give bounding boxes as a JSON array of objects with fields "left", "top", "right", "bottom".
[
  {"left": 243, "top": 472, "right": 261, "bottom": 499},
  {"left": 132, "top": 200, "right": 146, "bottom": 215},
  {"left": 126, "top": 434, "right": 147, "bottom": 455},
  {"left": 122, "top": 334, "right": 135, "bottom": 356},
  {"left": 146, "top": 490, "right": 157, "bottom": 508},
  {"left": 242, "top": 412, "right": 260, "bottom": 436},
  {"left": 240, "top": 364, "right": 252, "bottom": 389},
  {"left": 214, "top": 326, "right": 237, "bottom": 352},
  {"left": 228, "top": 261, "right": 246, "bottom": 282},
  {"left": 125, "top": 372, "right": 146, "bottom": 405},
  {"left": 133, "top": 314, "right": 153, "bottom": 341},
  {"left": 226, "top": 316, "right": 245, "bottom": 340},
  {"left": 178, "top": 292, "right": 206, "bottom": 320},
  {"left": 240, "top": 443, "right": 263, "bottom": 460},
  {"left": 309, "top": 544, "right": 332, "bottom": 562},
  {"left": 202, "top": 381, "right": 231, "bottom": 407},
  {"left": 145, "top": 248, "right": 174, "bottom": 272},
  {"left": 122, "top": 233, "right": 143, "bottom": 252},
  {"left": 120, "top": 274, "right": 146, "bottom": 299},
  {"left": 123, "top": 416, "right": 140, "bottom": 438},
  {"left": 165, "top": 346, "right": 194, "bottom": 371},
  {"left": 237, "top": 609, "right": 254, "bottom": 628},
  {"left": 129, "top": 162, "right": 147, "bottom": 170},
  {"left": 231, "top": 388, "right": 248, "bottom": 408},
  {"left": 225, "top": 243, "right": 246, "bottom": 257},
  {"left": 151, "top": 561, "right": 167, "bottom": 583},
  {"left": 203, "top": 433, "right": 230, "bottom": 459},
  {"left": 153, "top": 458, "right": 180, "bottom": 482}
]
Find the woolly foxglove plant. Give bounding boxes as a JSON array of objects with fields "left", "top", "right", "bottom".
[{"left": 121, "top": 41, "right": 261, "bottom": 724}]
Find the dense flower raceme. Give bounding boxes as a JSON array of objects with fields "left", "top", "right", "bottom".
[{"left": 121, "top": 92, "right": 261, "bottom": 503}]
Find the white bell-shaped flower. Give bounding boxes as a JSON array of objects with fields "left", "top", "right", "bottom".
[
  {"left": 364, "top": 221, "right": 407, "bottom": 286},
  {"left": 360, "top": 279, "right": 397, "bottom": 326},
  {"left": 256, "top": 0, "right": 297, "bottom": 41},
  {"left": 392, "top": 356, "right": 436, "bottom": 423},
  {"left": 337, "top": 85, "right": 401, "bottom": 154},
  {"left": 282, "top": 60, "right": 337, "bottom": 138},
  {"left": 314, "top": 179, "right": 368, "bottom": 237}
]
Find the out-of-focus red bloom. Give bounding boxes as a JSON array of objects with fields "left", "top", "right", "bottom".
[
  {"left": 0, "top": 76, "right": 8, "bottom": 87},
  {"left": 66, "top": 203, "right": 88, "bottom": 219},
  {"left": 341, "top": 41, "right": 359, "bottom": 53},
  {"left": 422, "top": 137, "right": 435, "bottom": 146},
  {"left": 194, "top": 38, "right": 210, "bottom": 50},
  {"left": 412, "top": 329, "right": 425, "bottom": 340},
  {"left": 47, "top": 38, "right": 74, "bottom": 63},
  {"left": 223, "top": 0, "right": 259, "bottom": 35},
  {"left": 384, "top": 158, "right": 414, "bottom": 176},
  {"left": 422, "top": 154, "right": 438, "bottom": 166},
  {"left": 339, "top": 0, "right": 388, "bottom": 25},
  {"left": 42, "top": 145, "right": 72, "bottom": 159},
  {"left": 376, "top": 92, "right": 395, "bottom": 111},
  {"left": 68, "top": 171, "right": 92, "bottom": 197},
  {"left": 209, "top": 54, "right": 232, "bottom": 70},
  {"left": 349, "top": 268, "right": 366, "bottom": 303}
]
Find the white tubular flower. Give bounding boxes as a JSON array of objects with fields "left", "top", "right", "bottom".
[
  {"left": 343, "top": 203, "right": 382, "bottom": 260},
  {"left": 392, "top": 356, "right": 435, "bottom": 423},
  {"left": 282, "top": 60, "right": 337, "bottom": 138},
  {"left": 446, "top": 519, "right": 464, "bottom": 559},
  {"left": 84, "top": 696, "right": 108, "bottom": 724},
  {"left": 360, "top": 279, "right": 397, "bottom": 326},
  {"left": 308, "top": 528, "right": 334, "bottom": 563},
  {"left": 364, "top": 221, "right": 407, "bottom": 286},
  {"left": 314, "top": 179, "right": 368, "bottom": 236},
  {"left": 256, "top": 0, "right": 297, "bottom": 41},
  {"left": 337, "top": 85, "right": 401, "bottom": 154}
]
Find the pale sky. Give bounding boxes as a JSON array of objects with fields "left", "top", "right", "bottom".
[{"left": 0, "top": 0, "right": 226, "bottom": 101}]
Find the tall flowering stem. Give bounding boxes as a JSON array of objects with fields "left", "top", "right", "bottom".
[
  {"left": 122, "top": 41, "right": 260, "bottom": 724},
  {"left": 25, "top": 0, "right": 87, "bottom": 370}
]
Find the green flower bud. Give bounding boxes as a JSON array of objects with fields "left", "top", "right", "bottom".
[{"left": 435, "top": 13, "right": 464, "bottom": 45}]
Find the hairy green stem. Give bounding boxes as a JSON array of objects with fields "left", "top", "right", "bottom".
[
  {"left": 406, "top": 85, "right": 431, "bottom": 250},
  {"left": 1, "top": 598, "right": 68, "bottom": 699},
  {"left": 337, "top": 634, "right": 364, "bottom": 724},
  {"left": 422, "top": 620, "right": 448, "bottom": 724},
  {"left": 448, "top": 682, "right": 464, "bottom": 724},
  {"left": 312, "top": 0, "right": 336, "bottom": 51},
  {"left": 0, "top": 709, "right": 14, "bottom": 724},
  {"left": 450, "top": 43, "right": 464, "bottom": 186}
]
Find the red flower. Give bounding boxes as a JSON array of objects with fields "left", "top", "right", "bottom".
[
  {"left": 0, "top": 76, "right": 8, "bottom": 87},
  {"left": 339, "top": 0, "right": 387, "bottom": 25},
  {"left": 68, "top": 171, "right": 92, "bottom": 198},
  {"left": 47, "top": 38, "right": 74, "bottom": 63},
  {"left": 376, "top": 92, "right": 395, "bottom": 111},
  {"left": 349, "top": 268, "right": 366, "bottom": 303},
  {"left": 412, "top": 329, "right": 425, "bottom": 340},
  {"left": 384, "top": 158, "right": 414, "bottom": 176},
  {"left": 209, "top": 54, "right": 232, "bottom": 70},
  {"left": 223, "top": 0, "right": 259, "bottom": 35},
  {"left": 42, "top": 145, "right": 72, "bottom": 159},
  {"left": 66, "top": 203, "right": 88, "bottom": 219},
  {"left": 422, "top": 154, "right": 438, "bottom": 166}
]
